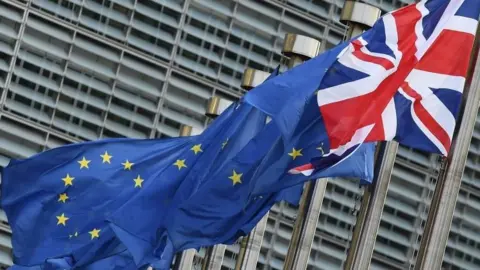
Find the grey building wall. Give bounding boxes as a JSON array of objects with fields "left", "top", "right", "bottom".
[{"left": 0, "top": 0, "right": 478, "bottom": 270}]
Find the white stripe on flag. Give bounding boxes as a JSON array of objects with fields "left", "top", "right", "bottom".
[
  {"left": 382, "top": 97, "right": 397, "bottom": 140},
  {"left": 415, "top": 0, "right": 429, "bottom": 61},
  {"left": 415, "top": 0, "right": 465, "bottom": 60},
  {"left": 407, "top": 69, "right": 466, "bottom": 93},
  {"left": 328, "top": 124, "right": 374, "bottom": 156},
  {"left": 444, "top": 16, "right": 478, "bottom": 35},
  {"left": 398, "top": 87, "right": 448, "bottom": 155}
]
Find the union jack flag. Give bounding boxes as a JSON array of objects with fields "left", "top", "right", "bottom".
[{"left": 289, "top": 0, "right": 480, "bottom": 176}]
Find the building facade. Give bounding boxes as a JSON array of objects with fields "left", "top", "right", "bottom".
[{"left": 0, "top": 0, "right": 479, "bottom": 269}]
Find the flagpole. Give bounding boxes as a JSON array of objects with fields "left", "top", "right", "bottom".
[
  {"left": 335, "top": 2, "right": 393, "bottom": 270},
  {"left": 237, "top": 216, "right": 268, "bottom": 270},
  {"left": 281, "top": 33, "right": 325, "bottom": 270},
  {"left": 232, "top": 68, "right": 272, "bottom": 270},
  {"left": 414, "top": 23, "right": 480, "bottom": 270},
  {"left": 174, "top": 96, "right": 235, "bottom": 270},
  {"left": 201, "top": 68, "right": 273, "bottom": 270},
  {"left": 201, "top": 95, "right": 236, "bottom": 270},
  {"left": 173, "top": 124, "right": 205, "bottom": 270},
  {"left": 202, "top": 245, "right": 226, "bottom": 270},
  {"left": 343, "top": 142, "right": 397, "bottom": 270},
  {"left": 173, "top": 249, "right": 195, "bottom": 270}
]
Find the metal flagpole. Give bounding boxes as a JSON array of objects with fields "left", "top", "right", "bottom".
[
  {"left": 343, "top": 143, "right": 397, "bottom": 270},
  {"left": 414, "top": 22, "right": 480, "bottom": 270},
  {"left": 231, "top": 67, "right": 272, "bottom": 270},
  {"left": 334, "top": 2, "right": 398, "bottom": 270},
  {"left": 237, "top": 216, "right": 268, "bottom": 270},
  {"left": 280, "top": 33, "right": 327, "bottom": 270},
  {"left": 287, "top": 181, "right": 328, "bottom": 269},
  {"left": 174, "top": 95, "right": 234, "bottom": 270},
  {"left": 201, "top": 68, "right": 272, "bottom": 270},
  {"left": 174, "top": 125, "right": 205, "bottom": 270},
  {"left": 173, "top": 249, "right": 196, "bottom": 270},
  {"left": 200, "top": 94, "right": 237, "bottom": 270},
  {"left": 202, "top": 245, "right": 226, "bottom": 270}
]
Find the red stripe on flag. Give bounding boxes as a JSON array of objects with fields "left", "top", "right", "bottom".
[
  {"left": 415, "top": 30, "right": 474, "bottom": 77},
  {"left": 352, "top": 40, "right": 363, "bottom": 50},
  {"left": 366, "top": 119, "right": 385, "bottom": 142},
  {"left": 351, "top": 40, "right": 395, "bottom": 70},
  {"left": 289, "top": 163, "right": 314, "bottom": 174},
  {"left": 352, "top": 50, "right": 396, "bottom": 71},
  {"left": 320, "top": 5, "right": 422, "bottom": 149},
  {"left": 402, "top": 83, "right": 452, "bottom": 152},
  {"left": 400, "top": 83, "right": 421, "bottom": 99}
]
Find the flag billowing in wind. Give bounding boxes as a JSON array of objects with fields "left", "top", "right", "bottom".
[
  {"left": 245, "top": 0, "right": 480, "bottom": 195},
  {"left": 1, "top": 66, "right": 374, "bottom": 268}
]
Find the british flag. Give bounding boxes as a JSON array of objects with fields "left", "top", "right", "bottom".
[
  {"left": 288, "top": 0, "right": 480, "bottom": 176},
  {"left": 321, "top": 0, "right": 478, "bottom": 154}
]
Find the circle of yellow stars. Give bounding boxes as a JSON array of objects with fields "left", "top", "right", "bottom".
[
  {"left": 54, "top": 139, "right": 244, "bottom": 240},
  {"left": 54, "top": 151, "right": 143, "bottom": 241}
]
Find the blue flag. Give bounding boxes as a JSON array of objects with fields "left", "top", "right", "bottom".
[
  {"left": 241, "top": 40, "right": 377, "bottom": 196},
  {"left": 105, "top": 101, "right": 307, "bottom": 268},
  {"left": 1, "top": 57, "right": 374, "bottom": 269},
  {"left": 8, "top": 246, "right": 139, "bottom": 270}
]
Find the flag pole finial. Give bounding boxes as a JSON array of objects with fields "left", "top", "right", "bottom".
[
  {"left": 281, "top": 33, "right": 325, "bottom": 270},
  {"left": 241, "top": 68, "right": 271, "bottom": 91},
  {"left": 282, "top": 33, "right": 322, "bottom": 68},
  {"left": 340, "top": 1, "right": 381, "bottom": 39}
]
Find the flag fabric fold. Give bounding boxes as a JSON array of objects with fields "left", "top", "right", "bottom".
[
  {"left": 244, "top": 0, "right": 480, "bottom": 161},
  {"left": 1, "top": 81, "right": 373, "bottom": 268},
  {"left": 105, "top": 101, "right": 373, "bottom": 267},
  {"left": 3, "top": 0, "right": 475, "bottom": 268}
]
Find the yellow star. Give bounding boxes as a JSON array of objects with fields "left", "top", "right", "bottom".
[
  {"left": 228, "top": 170, "right": 242, "bottom": 186},
  {"left": 58, "top": 193, "right": 69, "bottom": 203},
  {"left": 222, "top": 139, "right": 229, "bottom": 149},
  {"left": 191, "top": 144, "right": 203, "bottom": 155},
  {"left": 133, "top": 175, "right": 144, "bottom": 188},
  {"left": 89, "top": 228, "right": 101, "bottom": 239},
  {"left": 173, "top": 159, "right": 187, "bottom": 170},
  {"left": 316, "top": 144, "right": 325, "bottom": 155},
  {"left": 288, "top": 148, "right": 303, "bottom": 160},
  {"left": 62, "top": 174, "right": 74, "bottom": 186},
  {"left": 122, "top": 160, "right": 134, "bottom": 170},
  {"left": 78, "top": 157, "right": 91, "bottom": 169},
  {"left": 100, "top": 151, "right": 112, "bottom": 164},
  {"left": 56, "top": 213, "right": 69, "bottom": 226}
]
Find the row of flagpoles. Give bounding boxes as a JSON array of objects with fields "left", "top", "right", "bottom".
[
  {"left": 415, "top": 11, "right": 480, "bottom": 270},
  {"left": 169, "top": 0, "right": 480, "bottom": 269},
  {"left": 281, "top": 33, "right": 324, "bottom": 270},
  {"left": 177, "top": 1, "right": 391, "bottom": 269},
  {"left": 341, "top": 2, "right": 391, "bottom": 269},
  {"left": 171, "top": 48, "right": 274, "bottom": 269},
  {"left": 2, "top": 0, "right": 480, "bottom": 269}
]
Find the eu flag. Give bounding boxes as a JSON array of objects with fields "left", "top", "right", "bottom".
[
  {"left": 1, "top": 135, "right": 193, "bottom": 269},
  {"left": 1, "top": 52, "right": 374, "bottom": 269}
]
